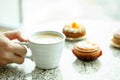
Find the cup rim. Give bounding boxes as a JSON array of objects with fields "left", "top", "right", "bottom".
[{"left": 28, "top": 30, "right": 66, "bottom": 45}]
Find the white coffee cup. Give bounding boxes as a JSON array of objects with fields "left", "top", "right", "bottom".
[{"left": 21, "top": 30, "right": 65, "bottom": 69}]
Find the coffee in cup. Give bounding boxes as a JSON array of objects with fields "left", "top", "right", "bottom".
[{"left": 30, "top": 32, "right": 63, "bottom": 44}]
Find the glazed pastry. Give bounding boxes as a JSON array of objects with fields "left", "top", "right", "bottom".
[
  {"left": 63, "top": 22, "right": 86, "bottom": 40},
  {"left": 72, "top": 41, "right": 102, "bottom": 61},
  {"left": 111, "top": 29, "right": 120, "bottom": 48}
]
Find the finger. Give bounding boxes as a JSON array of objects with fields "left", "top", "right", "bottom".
[
  {"left": 0, "top": 64, "right": 6, "bottom": 67},
  {"left": 11, "top": 43, "right": 27, "bottom": 57},
  {"left": 0, "top": 51, "right": 25, "bottom": 65},
  {"left": 4, "top": 30, "right": 27, "bottom": 42},
  {"left": 12, "top": 55, "right": 25, "bottom": 64},
  {"left": 0, "top": 60, "right": 10, "bottom": 67},
  {"left": 0, "top": 51, "right": 13, "bottom": 66}
]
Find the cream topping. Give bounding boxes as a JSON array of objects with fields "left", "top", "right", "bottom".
[
  {"left": 63, "top": 23, "right": 85, "bottom": 33},
  {"left": 74, "top": 41, "right": 100, "bottom": 52}
]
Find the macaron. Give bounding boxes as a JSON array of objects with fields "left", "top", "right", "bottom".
[
  {"left": 72, "top": 40, "right": 102, "bottom": 61},
  {"left": 111, "top": 29, "right": 120, "bottom": 48}
]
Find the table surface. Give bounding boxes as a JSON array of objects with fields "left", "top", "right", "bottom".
[{"left": 0, "top": 20, "right": 120, "bottom": 80}]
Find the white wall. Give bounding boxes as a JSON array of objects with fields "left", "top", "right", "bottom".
[
  {"left": 0, "top": 0, "right": 21, "bottom": 28},
  {"left": 22, "top": 0, "right": 120, "bottom": 25},
  {"left": 0, "top": 0, "right": 120, "bottom": 28}
]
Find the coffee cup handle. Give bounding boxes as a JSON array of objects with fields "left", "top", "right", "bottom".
[
  {"left": 15, "top": 42, "right": 29, "bottom": 48},
  {"left": 15, "top": 42, "right": 33, "bottom": 60}
]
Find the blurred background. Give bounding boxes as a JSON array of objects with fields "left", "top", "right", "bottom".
[{"left": 0, "top": 0, "right": 120, "bottom": 29}]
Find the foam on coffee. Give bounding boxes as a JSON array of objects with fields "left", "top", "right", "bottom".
[{"left": 31, "top": 33, "right": 63, "bottom": 44}]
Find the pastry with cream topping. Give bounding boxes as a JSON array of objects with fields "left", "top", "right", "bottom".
[
  {"left": 111, "top": 29, "right": 120, "bottom": 48},
  {"left": 63, "top": 22, "right": 86, "bottom": 40},
  {"left": 72, "top": 41, "right": 102, "bottom": 61}
]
